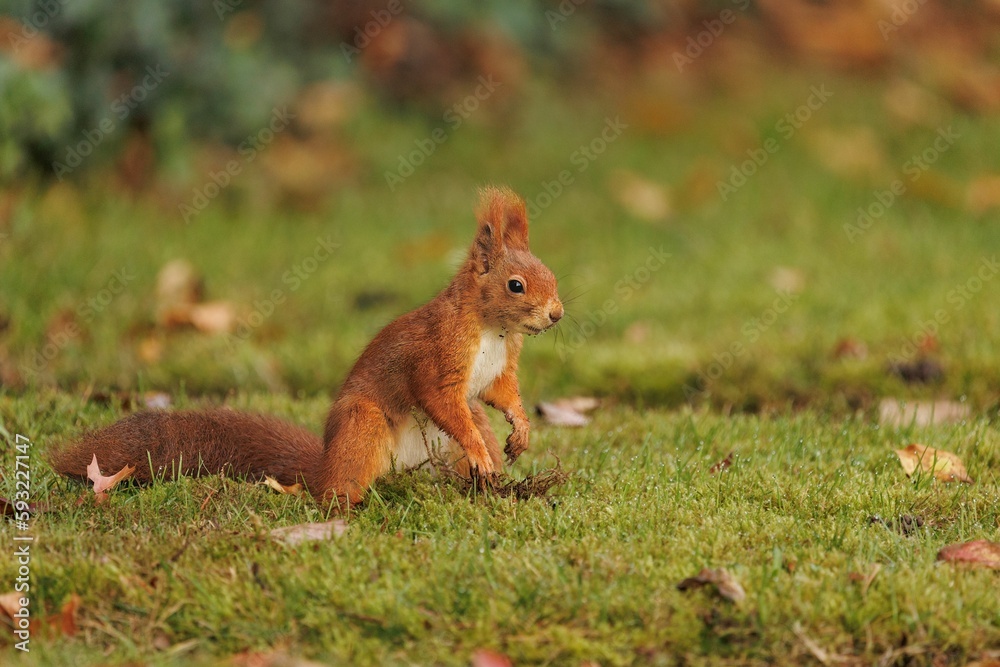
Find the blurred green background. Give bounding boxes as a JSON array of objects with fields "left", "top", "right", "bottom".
[{"left": 1, "top": 0, "right": 999, "bottom": 412}]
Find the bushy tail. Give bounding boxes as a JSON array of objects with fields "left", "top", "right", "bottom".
[{"left": 52, "top": 409, "right": 325, "bottom": 491}]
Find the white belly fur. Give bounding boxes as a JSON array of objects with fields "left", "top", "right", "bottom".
[
  {"left": 394, "top": 413, "right": 451, "bottom": 470},
  {"left": 468, "top": 328, "right": 507, "bottom": 398},
  {"left": 392, "top": 330, "right": 507, "bottom": 470}
]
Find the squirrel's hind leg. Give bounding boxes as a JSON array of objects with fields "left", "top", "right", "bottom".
[{"left": 319, "top": 398, "right": 394, "bottom": 507}]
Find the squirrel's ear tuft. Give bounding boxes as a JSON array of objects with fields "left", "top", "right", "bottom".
[
  {"left": 472, "top": 219, "right": 497, "bottom": 274},
  {"left": 477, "top": 185, "right": 529, "bottom": 252}
]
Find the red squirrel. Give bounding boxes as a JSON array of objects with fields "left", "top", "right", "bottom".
[{"left": 53, "top": 186, "right": 563, "bottom": 506}]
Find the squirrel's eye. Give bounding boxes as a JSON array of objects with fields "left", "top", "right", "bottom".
[{"left": 507, "top": 279, "right": 525, "bottom": 294}]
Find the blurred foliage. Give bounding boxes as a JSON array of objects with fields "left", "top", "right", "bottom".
[{"left": 5, "top": 0, "right": 998, "bottom": 182}]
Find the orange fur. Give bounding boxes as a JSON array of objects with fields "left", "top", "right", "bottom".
[{"left": 52, "top": 186, "right": 563, "bottom": 508}]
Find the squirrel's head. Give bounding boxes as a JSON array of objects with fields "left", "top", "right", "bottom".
[{"left": 468, "top": 186, "right": 563, "bottom": 335}]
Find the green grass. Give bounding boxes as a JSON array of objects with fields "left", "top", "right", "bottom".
[
  {"left": 1, "top": 71, "right": 998, "bottom": 408},
  {"left": 1, "top": 395, "right": 999, "bottom": 665},
  {"left": 2, "top": 66, "right": 1000, "bottom": 664}
]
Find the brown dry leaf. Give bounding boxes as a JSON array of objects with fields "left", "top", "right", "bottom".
[
  {"left": 471, "top": 649, "right": 513, "bottom": 667},
  {"left": 0, "top": 591, "right": 24, "bottom": 620},
  {"left": 623, "top": 321, "right": 652, "bottom": 344},
  {"left": 709, "top": 452, "right": 733, "bottom": 475},
  {"left": 937, "top": 540, "right": 1000, "bottom": 569},
  {"left": 0, "top": 496, "right": 39, "bottom": 518},
  {"left": 675, "top": 160, "right": 720, "bottom": 211},
  {"left": 676, "top": 567, "right": 746, "bottom": 603},
  {"left": 53, "top": 594, "right": 80, "bottom": 637},
  {"left": 831, "top": 337, "right": 867, "bottom": 360},
  {"left": 769, "top": 266, "right": 805, "bottom": 294},
  {"left": 137, "top": 336, "right": 164, "bottom": 364},
  {"left": 155, "top": 259, "right": 204, "bottom": 318},
  {"left": 270, "top": 520, "right": 347, "bottom": 545},
  {"left": 609, "top": 170, "right": 671, "bottom": 222},
  {"left": 262, "top": 476, "right": 303, "bottom": 496},
  {"left": 879, "top": 399, "right": 970, "bottom": 427},
  {"left": 295, "top": 81, "right": 360, "bottom": 134},
  {"left": 188, "top": 301, "right": 236, "bottom": 335},
  {"left": 536, "top": 397, "right": 600, "bottom": 427},
  {"left": 847, "top": 564, "right": 881, "bottom": 597},
  {"left": 86, "top": 454, "right": 136, "bottom": 503},
  {"left": 895, "top": 444, "right": 972, "bottom": 484},
  {"left": 966, "top": 173, "right": 1000, "bottom": 215},
  {"left": 808, "top": 126, "right": 886, "bottom": 181},
  {"left": 883, "top": 79, "right": 947, "bottom": 128}
]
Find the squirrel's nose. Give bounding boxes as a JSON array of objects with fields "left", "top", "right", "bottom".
[{"left": 549, "top": 305, "right": 564, "bottom": 323}]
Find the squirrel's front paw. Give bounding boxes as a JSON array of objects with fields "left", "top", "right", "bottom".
[
  {"left": 504, "top": 423, "right": 530, "bottom": 462},
  {"left": 466, "top": 445, "right": 495, "bottom": 476}
]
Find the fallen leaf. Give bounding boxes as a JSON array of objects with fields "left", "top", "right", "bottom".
[
  {"left": 769, "top": 266, "right": 805, "bottom": 294},
  {"left": 966, "top": 173, "right": 1000, "bottom": 214},
  {"left": 155, "top": 259, "right": 204, "bottom": 317},
  {"left": 831, "top": 336, "right": 868, "bottom": 360},
  {"left": 609, "top": 170, "right": 671, "bottom": 222},
  {"left": 879, "top": 399, "right": 969, "bottom": 427},
  {"left": 54, "top": 594, "right": 80, "bottom": 637},
  {"left": 536, "top": 397, "right": 600, "bottom": 427},
  {"left": 937, "top": 540, "right": 1000, "bottom": 569},
  {"left": 887, "top": 358, "right": 945, "bottom": 385},
  {"left": 676, "top": 567, "right": 746, "bottom": 603},
  {"left": 709, "top": 452, "right": 733, "bottom": 475},
  {"left": 270, "top": 520, "right": 347, "bottom": 545},
  {"left": 0, "top": 591, "right": 24, "bottom": 620},
  {"left": 808, "top": 126, "right": 886, "bottom": 181},
  {"left": 262, "top": 476, "right": 303, "bottom": 496},
  {"left": 188, "top": 301, "right": 236, "bottom": 335},
  {"left": 86, "top": 454, "right": 136, "bottom": 503},
  {"left": 0, "top": 496, "right": 38, "bottom": 518},
  {"left": 623, "top": 321, "right": 652, "bottom": 344},
  {"left": 883, "top": 79, "right": 947, "bottom": 128},
  {"left": 471, "top": 649, "right": 513, "bottom": 667},
  {"left": 895, "top": 444, "right": 972, "bottom": 483},
  {"left": 847, "top": 564, "right": 881, "bottom": 596},
  {"left": 137, "top": 336, "right": 164, "bottom": 364},
  {"left": 143, "top": 391, "right": 172, "bottom": 410}
]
